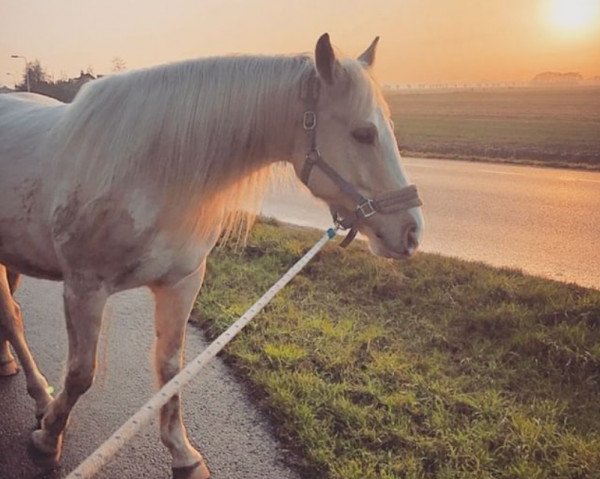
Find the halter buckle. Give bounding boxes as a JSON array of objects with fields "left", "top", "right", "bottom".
[
  {"left": 357, "top": 199, "right": 376, "bottom": 218},
  {"left": 303, "top": 111, "right": 317, "bottom": 130}
]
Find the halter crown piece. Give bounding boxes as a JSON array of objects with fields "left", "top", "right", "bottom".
[{"left": 299, "top": 70, "right": 423, "bottom": 247}]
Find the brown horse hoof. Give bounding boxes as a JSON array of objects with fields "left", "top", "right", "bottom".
[
  {"left": 27, "top": 441, "right": 61, "bottom": 470},
  {"left": 0, "top": 359, "right": 19, "bottom": 376},
  {"left": 172, "top": 461, "right": 211, "bottom": 479},
  {"left": 29, "top": 429, "right": 63, "bottom": 469}
]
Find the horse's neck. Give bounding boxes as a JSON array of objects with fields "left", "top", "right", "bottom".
[{"left": 153, "top": 60, "right": 310, "bottom": 238}]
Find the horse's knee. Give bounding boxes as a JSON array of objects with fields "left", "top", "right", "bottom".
[
  {"left": 67, "top": 374, "right": 94, "bottom": 396},
  {"left": 65, "top": 365, "right": 95, "bottom": 396},
  {"left": 157, "top": 355, "right": 180, "bottom": 382}
]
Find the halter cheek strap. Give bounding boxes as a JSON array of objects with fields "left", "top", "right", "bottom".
[{"left": 299, "top": 71, "right": 423, "bottom": 248}]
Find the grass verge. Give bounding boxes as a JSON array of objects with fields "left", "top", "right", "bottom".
[{"left": 192, "top": 222, "right": 600, "bottom": 479}]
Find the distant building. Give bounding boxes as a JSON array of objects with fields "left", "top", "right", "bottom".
[{"left": 72, "top": 71, "right": 95, "bottom": 85}]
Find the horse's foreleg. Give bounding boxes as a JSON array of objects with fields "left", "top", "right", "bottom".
[
  {"left": 0, "top": 266, "right": 52, "bottom": 413},
  {"left": 30, "top": 281, "right": 107, "bottom": 467},
  {"left": 151, "top": 263, "right": 210, "bottom": 479}
]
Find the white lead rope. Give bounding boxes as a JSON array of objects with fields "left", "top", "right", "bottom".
[{"left": 66, "top": 227, "right": 338, "bottom": 479}]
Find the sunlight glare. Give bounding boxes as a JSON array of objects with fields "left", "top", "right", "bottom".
[{"left": 547, "top": 0, "right": 600, "bottom": 33}]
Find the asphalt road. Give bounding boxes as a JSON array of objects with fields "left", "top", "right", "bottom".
[
  {"left": 263, "top": 158, "right": 600, "bottom": 290},
  {"left": 0, "top": 278, "right": 301, "bottom": 479}
]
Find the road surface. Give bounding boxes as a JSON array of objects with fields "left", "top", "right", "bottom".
[
  {"left": 0, "top": 278, "right": 301, "bottom": 479},
  {"left": 263, "top": 158, "right": 600, "bottom": 290}
]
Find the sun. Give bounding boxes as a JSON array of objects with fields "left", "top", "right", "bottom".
[{"left": 547, "top": 0, "right": 600, "bottom": 33}]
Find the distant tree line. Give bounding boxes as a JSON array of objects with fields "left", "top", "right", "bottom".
[
  {"left": 531, "top": 71, "right": 584, "bottom": 85},
  {"left": 14, "top": 57, "right": 126, "bottom": 102},
  {"left": 14, "top": 59, "right": 95, "bottom": 102}
]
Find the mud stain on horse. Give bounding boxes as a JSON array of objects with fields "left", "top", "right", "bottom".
[{"left": 53, "top": 193, "right": 155, "bottom": 287}]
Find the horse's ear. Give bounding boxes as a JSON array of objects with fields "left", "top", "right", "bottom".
[
  {"left": 358, "top": 36, "right": 380, "bottom": 68},
  {"left": 315, "top": 33, "right": 338, "bottom": 84}
]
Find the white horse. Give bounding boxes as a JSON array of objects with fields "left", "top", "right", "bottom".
[{"left": 0, "top": 34, "right": 423, "bottom": 478}]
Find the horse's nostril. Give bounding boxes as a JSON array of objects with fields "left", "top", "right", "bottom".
[{"left": 404, "top": 223, "right": 419, "bottom": 253}]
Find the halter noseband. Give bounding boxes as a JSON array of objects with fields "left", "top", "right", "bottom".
[{"left": 299, "top": 72, "right": 423, "bottom": 247}]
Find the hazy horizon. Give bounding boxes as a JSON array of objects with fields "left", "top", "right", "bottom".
[{"left": 2, "top": 0, "right": 600, "bottom": 88}]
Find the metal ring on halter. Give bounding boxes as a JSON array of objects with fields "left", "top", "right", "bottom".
[{"left": 303, "top": 111, "right": 317, "bottom": 130}]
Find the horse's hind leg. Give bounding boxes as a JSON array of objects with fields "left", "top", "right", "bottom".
[
  {"left": 0, "top": 265, "right": 53, "bottom": 415},
  {"left": 0, "top": 268, "right": 22, "bottom": 375},
  {"left": 0, "top": 330, "right": 19, "bottom": 376},
  {"left": 151, "top": 263, "right": 210, "bottom": 479},
  {"left": 30, "top": 279, "right": 107, "bottom": 467},
  {"left": 0, "top": 269, "right": 20, "bottom": 375},
  {"left": 8, "top": 269, "right": 21, "bottom": 294}
]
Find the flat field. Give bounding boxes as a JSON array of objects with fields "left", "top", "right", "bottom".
[
  {"left": 386, "top": 87, "right": 600, "bottom": 168},
  {"left": 193, "top": 222, "right": 600, "bottom": 479}
]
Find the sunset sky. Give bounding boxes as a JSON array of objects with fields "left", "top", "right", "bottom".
[{"left": 1, "top": 0, "right": 599, "bottom": 87}]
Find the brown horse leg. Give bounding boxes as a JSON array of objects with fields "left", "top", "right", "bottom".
[
  {"left": 151, "top": 263, "right": 210, "bottom": 479},
  {"left": 8, "top": 268, "right": 21, "bottom": 294},
  {"left": 0, "top": 265, "right": 53, "bottom": 414},
  {"left": 0, "top": 330, "right": 19, "bottom": 376},
  {"left": 30, "top": 279, "right": 107, "bottom": 467},
  {"left": 0, "top": 268, "right": 22, "bottom": 375},
  {"left": 0, "top": 268, "right": 20, "bottom": 375}
]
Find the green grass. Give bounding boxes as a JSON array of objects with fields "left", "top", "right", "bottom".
[
  {"left": 193, "top": 222, "right": 600, "bottom": 479},
  {"left": 386, "top": 88, "right": 600, "bottom": 168}
]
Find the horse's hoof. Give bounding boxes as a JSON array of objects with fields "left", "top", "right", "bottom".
[
  {"left": 172, "top": 461, "right": 211, "bottom": 479},
  {"left": 29, "top": 429, "right": 62, "bottom": 469},
  {"left": 0, "top": 359, "right": 19, "bottom": 376}
]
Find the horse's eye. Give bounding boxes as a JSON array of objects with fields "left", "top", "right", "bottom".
[{"left": 351, "top": 126, "right": 377, "bottom": 145}]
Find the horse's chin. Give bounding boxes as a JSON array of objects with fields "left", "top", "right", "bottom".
[{"left": 367, "top": 236, "right": 412, "bottom": 260}]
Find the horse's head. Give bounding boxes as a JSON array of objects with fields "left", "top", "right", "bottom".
[{"left": 293, "top": 33, "right": 424, "bottom": 259}]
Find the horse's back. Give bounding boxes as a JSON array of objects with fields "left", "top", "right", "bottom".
[
  {"left": 2, "top": 92, "right": 63, "bottom": 106},
  {"left": 0, "top": 93, "right": 65, "bottom": 281},
  {"left": 0, "top": 92, "right": 64, "bottom": 125},
  {"left": 0, "top": 92, "right": 65, "bottom": 167}
]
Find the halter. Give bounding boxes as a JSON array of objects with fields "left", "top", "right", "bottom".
[{"left": 299, "top": 71, "right": 423, "bottom": 247}]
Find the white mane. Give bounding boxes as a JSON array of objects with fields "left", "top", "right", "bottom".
[{"left": 51, "top": 55, "right": 318, "bottom": 239}]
